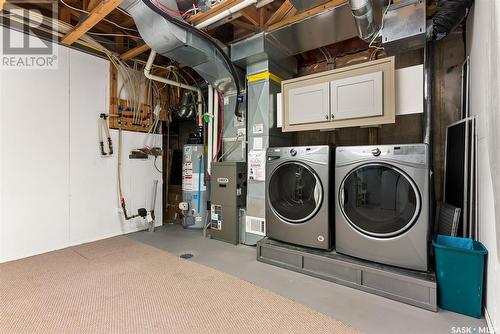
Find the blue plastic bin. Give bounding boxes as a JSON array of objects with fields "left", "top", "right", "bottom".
[{"left": 433, "top": 235, "right": 487, "bottom": 318}]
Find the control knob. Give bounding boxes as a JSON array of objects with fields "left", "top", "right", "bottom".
[{"left": 371, "top": 148, "right": 381, "bottom": 156}]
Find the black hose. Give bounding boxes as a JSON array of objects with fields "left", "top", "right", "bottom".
[
  {"left": 432, "top": 0, "right": 474, "bottom": 41},
  {"left": 141, "top": 0, "right": 243, "bottom": 117}
]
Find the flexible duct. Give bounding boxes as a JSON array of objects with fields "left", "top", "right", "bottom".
[
  {"left": 177, "top": 91, "right": 196, "bottom": 120},
  {"left": 348, "top": 0, "right": 378, "bottom": 41},
  {"left": 144, "top": 50, "right": 203, "bottom": 126},
  {"left": 432, "top": 0, "right": 474, "bottom": 41}
]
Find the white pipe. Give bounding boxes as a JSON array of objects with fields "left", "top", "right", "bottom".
[
  {"left": 207, "top": 85, "right": 214, "bottom": 174},
  {"left": 200, "top": 0, "right": 275, "bottom": 30},
  {"left": 144, "top": 50, "right": 203, "bottom": 126},
  {"left": 195, "top": 0, "right": 258, "bottom": 29},
  {"left": 213, "top": 91, "right": 219, "bottom": 161}
]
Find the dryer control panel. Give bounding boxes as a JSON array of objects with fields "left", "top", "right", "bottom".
[{"left": 336, "top": 144, "right": 428, "bottom": 167}]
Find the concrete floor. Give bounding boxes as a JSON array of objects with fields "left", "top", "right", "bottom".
[{"left": 129, "top": 224, "right": 487, "bottom": 334}]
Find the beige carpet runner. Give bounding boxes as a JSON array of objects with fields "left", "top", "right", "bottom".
[{"left": 0, "top": 236, "right": 360, "bottom": 334}]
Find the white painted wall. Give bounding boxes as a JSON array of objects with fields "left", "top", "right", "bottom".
[
  {"left": 0, "top": 28, "right": 162, "bottom": 263},
  {"left": 467, "top": 1, "right": 500, "bottom": 330}
]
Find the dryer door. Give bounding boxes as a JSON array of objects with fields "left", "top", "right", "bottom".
[
  {"left": 268, "top": 162, "right": 323, "bottom": 224},
  {"left": 339, "top": 163, "right": 421, "bottom": 238}
]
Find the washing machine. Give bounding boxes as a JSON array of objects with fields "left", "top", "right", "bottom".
[
  {"left": 266, "top": 146, "right": 333, "bottom": 250},
  {"left": 335, "top": 144, "right": 430, "bottom": 271}
]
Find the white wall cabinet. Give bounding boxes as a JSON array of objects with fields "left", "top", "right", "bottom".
[
  {"left": 330, "top": 71, "right": 383, "bottom": 121},
  {"left": 282, "top": 57, "right": 395, "bottom": 131},
  {"left": 288, "top": 81, "right": 330, "bottom": 125}
]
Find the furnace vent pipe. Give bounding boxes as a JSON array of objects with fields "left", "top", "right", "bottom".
[
  {"left": 144, "top": 50, "right": 203, "bottom": 126},
  {"left": 348, "top": 0, "right": 378, "bottom": 41}
]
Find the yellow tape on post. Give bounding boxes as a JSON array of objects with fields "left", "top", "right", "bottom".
[{"left": 247, "top": 71, "right": 283, "bottom": 84}]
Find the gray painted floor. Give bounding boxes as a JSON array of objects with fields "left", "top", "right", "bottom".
[{"left": 129, "top": 224, "right": 486, "bottom": 334}]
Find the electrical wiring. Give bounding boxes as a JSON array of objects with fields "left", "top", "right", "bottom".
[
  {"left": 116, "top": 6, "right": 132, "bottom": 17},
  {"left": 153, "top": 156, "right": 163, "bottom": 173},
  {"left": 180, "top": 0, "right": 225, "bottom": 17},
  {"left": 151, "top": 0, "right": 191, "bottom": 17},
  {"left": 59, "top": 0, "right": 140, "bottom": 33},
  {"left": 217, "top": 136, "right": 243, "bottom": 162},
  {"left": 1, "top": 9, "right": 106, "bottom": 54},
  {"left": 368, "top": 0, "right": 391, "bottom": 50},
  {"left": 87, "top": 32, "right": 143, "bottom": 38},
  {"left": 182, "top": 7, "right": 198, "bottom": 17},
  {"left": 319, "top": 47, "right": 329, "bottom": 63}
]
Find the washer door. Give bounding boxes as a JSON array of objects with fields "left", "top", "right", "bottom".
[
  {"left": 339, "top": 163, "right": 421, "bottom": 238},
  {"left": 268, "top": 162, "right": 323, "bottom": 224}
]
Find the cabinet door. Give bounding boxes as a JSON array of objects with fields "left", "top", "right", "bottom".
[
  {"left": 288, "top": 81, "right": 330, "bottom": 125},
  {"left": 330, "top": 71, "right": 383, "bottom": 121}
]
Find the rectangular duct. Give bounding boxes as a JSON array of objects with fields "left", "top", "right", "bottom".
[
  {"left": 266, "top": 3, "right": 358, "bottom": 56},
  {"left": 289, "top": 0, "right": 330, "bottom": 12}
]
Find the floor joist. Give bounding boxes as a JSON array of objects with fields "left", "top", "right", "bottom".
[
  {"left": 120, "top": 43, "right": 150, "bottom": 60},
  {"left": 62, "top": 0, "right": 123, "bottom": 46}
]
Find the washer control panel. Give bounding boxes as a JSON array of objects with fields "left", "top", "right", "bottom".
[{"left": 268, "top": 145, "right": 330, "bottom": 159}]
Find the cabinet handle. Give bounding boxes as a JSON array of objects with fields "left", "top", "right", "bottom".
[{"left": 325, "top": 115, "right": 329, "bottom": 120}]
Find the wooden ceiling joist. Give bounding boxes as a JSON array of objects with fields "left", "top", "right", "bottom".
[
  {"left": 120, "top": 43, "right": 150, "bottom": 60},
  {"left": 240, "top": 6, "right": 260, "bottom": 26},
  {"left": 231, "top": 18, "right": 256, "bottom": 31},
  {"left": 61, "top": 0, "right": 124, "bottom": 46},
  {"left": 268, "top": 0, "right": 347, "bottom": 32},
  {"left": 265, "top": 0, "right": 293, "bottom": 26}
]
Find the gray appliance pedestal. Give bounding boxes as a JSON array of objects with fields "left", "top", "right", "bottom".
[{"left": 256, "top": 238, "right": 437, "bottom": 311}]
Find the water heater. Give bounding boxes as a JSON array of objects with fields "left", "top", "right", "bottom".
[{"left": 181, "top": 144, "right": 209, "bottom": 229}]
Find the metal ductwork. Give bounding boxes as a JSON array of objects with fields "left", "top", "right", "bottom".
[
  {"left": 120, "top": 0, "right": 242, "bottom": 104},
  {"left": 266, "top": 2, "right": 358, "bottom": 56},
  {"left": 348, "top": 0, "right": 378, "bottom": 41},
  {"left": 289, "top": 0, "right": 330, "bottom": 12}
]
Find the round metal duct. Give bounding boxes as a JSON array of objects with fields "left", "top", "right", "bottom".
[{"left": 348, "top": 0, "right": 378, "bottom": 41}]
